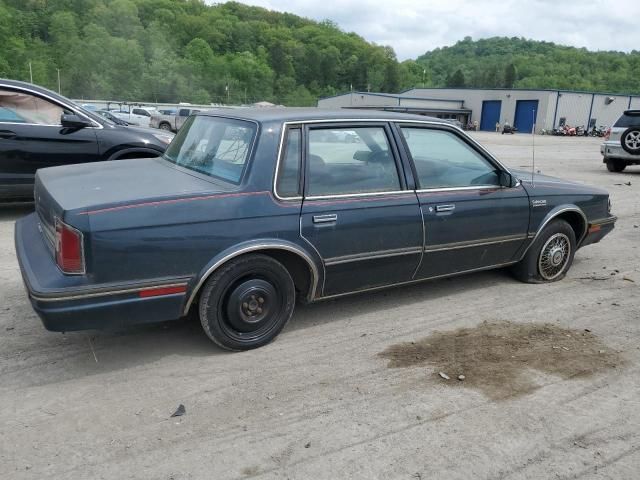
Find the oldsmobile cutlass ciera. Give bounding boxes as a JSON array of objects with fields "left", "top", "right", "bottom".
[{"left": 15, "top": 109, "right": 616, "bottom": 350}]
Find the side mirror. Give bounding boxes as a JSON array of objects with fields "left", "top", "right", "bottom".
[
  {"left": 499, "top": 171, "right": 519, "bottom": 188},
  {"left": 61, "top": 114, "right": 92, "bottom": 129}
]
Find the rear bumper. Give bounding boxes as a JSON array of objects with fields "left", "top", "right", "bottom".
[
  {"left": 581, "top": 216, "right": 616, "bottom": 248},
  {"left": 601, "top": 142, "right": 640, "bottom": 162},
  {"left": 15, "top": 213, "right": 190, "bottom": 332}
]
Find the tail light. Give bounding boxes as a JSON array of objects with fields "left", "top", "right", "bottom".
[
  {"left": 604, "top": 128, "right": 611, "bottom": 140},
  {"left": 55, "top": 218, "right": 85, "bottom": 274}
]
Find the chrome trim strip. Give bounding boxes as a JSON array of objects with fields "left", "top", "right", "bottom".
[
  {"left": 417, "top": 185, "right": 501, "bottom": 193},
  {"left": 305, "top": 190, "right": 410, "bottom": 201},
  {"left": 316, "top": 260, "right": 518, "bottom": 301},
  {"left": 424, "top": 234, "right": 528, "bottom": 253},
  {"left": 324, "top": 246, "right": 423, "bottom": 266},
  {"left": 518, "top": 206, "right": 588, "bottom": 260},
  {"left": 589, "top": 216, "right": 617, "bottom": 227},
  {"left": 270, "top": 118, "right": 514, "bottom": 201},
  {"left": 182, "top": 243, "right": 320, "bottom": 315},
  {"left": 30, "top": 280, "right": 190, "bottom": 303}
]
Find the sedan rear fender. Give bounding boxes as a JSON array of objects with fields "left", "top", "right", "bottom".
[{"left": 182, "top": 240, "right": 323, "bottom": 315}]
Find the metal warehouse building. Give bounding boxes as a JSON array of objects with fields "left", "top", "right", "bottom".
[{"left": 318, "top": 88, "right": 640, "bottom": 133}]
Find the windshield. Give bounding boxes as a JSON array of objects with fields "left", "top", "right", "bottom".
[{"left": 163, "top": 116, "right": 256, "bottom": 184}]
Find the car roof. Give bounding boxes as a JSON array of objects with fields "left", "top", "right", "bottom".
[{"left": 197, "top": 107, "right": 442, "bottom": 124}]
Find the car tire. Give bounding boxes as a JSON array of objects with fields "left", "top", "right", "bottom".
[
  {"left": 605, "top": 159, "right": 626, "bottom": 172},
  {"left": 512, "top": 219, "right": 576, "bottom": 284},
  {"left": 621, "top": 127, "right": 640, "bottom": 155},
  {"left": 198, "top": 254, "right": 296, "bottom": 351},
  {"left": 159, "top": 122, "right": 172, "bottom": 131}
]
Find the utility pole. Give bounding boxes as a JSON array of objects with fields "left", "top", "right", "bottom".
[
  {"left": 29, "top": 62, "right": 33, "bottom": 83},
  {"left": 57, "top": 68, "right": 61, "bottom": 94},
  {"left": 422, "top": 69, "right": 426, "bottom": 88}
]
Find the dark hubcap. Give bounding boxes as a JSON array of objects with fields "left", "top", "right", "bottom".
[{"left": 226, "top": 279, "right": 279, "bottom": 333}]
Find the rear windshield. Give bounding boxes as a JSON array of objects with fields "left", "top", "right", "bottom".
[
  {"left": 163, "top": 116, "right": 256, "bottom": 184},
  {"left": 614, "top": 112, "right": 640, "bottom": 128}
]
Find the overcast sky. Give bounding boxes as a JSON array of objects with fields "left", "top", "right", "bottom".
[{"left": 218, "top": 0, "right": 640, "bottom": 60}]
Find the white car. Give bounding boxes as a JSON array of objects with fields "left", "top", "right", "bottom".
[
  {"left": 111, "top": 107, "right": 156, "bottom": 127},
  {"left": 601, "top": 110, "right": 640, "bottom": 172}
]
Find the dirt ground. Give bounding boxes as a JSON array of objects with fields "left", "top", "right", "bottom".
[{"left": 1, "top": 132, "right": 639, "bottom": 479}]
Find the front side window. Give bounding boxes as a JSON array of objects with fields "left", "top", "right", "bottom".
[
  {"left": 306, "top": 126, "right": 400, "bottom": 196},
  {"left": 276, "top": 128, "right": 301, "bottom": 198},
  {"left": 163, "top": 116, "right": 256, "bottom": 184},
  {"left": 0, "top": 89, "right": 64, "bottom": 125},
  {"left": 400, "top": 127, "right": 500, "bottom": 189}
]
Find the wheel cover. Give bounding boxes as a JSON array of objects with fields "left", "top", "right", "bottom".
[
  {"left": 538, "top": 233, "right": 571, "bottom": 280},
  {"left": 624, "top": 131, "right": 640, "bottom": 151},
  {"left": 220, "top": 277, "right": 283, "bottom": 341}
]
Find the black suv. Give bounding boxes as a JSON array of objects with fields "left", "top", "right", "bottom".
[
  {"left": 601, "top": 110, "right": 640, "bottom": 172},
  {"left": 0, "top": 79, "right": 174, "bottom": 199}
]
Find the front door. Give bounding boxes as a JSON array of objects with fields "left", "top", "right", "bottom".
[
  {"left": 397, "top": 124, "right": 530, "bottom": 279},
  {"left": 0, "top": 88, "right": 99, "bottom": 195},
  {"left": 300, "top": 123, "right": 423, "bottom": 296}
]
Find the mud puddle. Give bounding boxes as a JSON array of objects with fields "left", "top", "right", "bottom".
[{"left": 379, "top": 321, "right": 624, "bottom": 400}]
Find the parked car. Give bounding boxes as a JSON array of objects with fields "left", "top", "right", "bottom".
[
  {"left": 15, "top": 109, "right": 616, "bottom": 350},
  {"left": 0, "top": 79, "right": 174, "bottom": 199},
  {"left": 110, "top": 107, "right": 155, "bottom": 127},
  {"left": 150, "top": 107, "right": 201, "bottom": 132},
  {"left": 95, "top": 109, "right": 129, "bottom": 126},
  {"left": 600, "top": 110, "right": 640, "bottom": 172}
]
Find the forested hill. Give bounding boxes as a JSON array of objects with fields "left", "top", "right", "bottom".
[
  {"left": 416, "top": 37, "right": 640, "bottom": 94},
  {"left": 0, "top": 0, "right": 405, "bottom": 105},
  {"left": 1, "top": 2, "right": 639, "bottom": 105}
]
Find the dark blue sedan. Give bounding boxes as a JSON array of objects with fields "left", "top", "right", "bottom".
[{"left": 15, "top": 109, "right": 616, "bottom": 350}]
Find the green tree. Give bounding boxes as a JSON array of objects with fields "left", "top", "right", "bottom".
[{"left": 447, "top": 69, "right": 466, "bottom": 87}]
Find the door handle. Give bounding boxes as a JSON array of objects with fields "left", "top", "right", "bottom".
[
  {"left": 313, "top": 214, "right": 338, "bottom": 224},
  {"left": 435, "top": 204, "right": 455, "bottom": 212},
  {"left": 0, "top": 130, "right": 16, "bottom": 139}
]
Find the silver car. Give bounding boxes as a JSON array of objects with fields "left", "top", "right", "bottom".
[{"left": 601, "top": 110, "right": 640, "bottom": 172}]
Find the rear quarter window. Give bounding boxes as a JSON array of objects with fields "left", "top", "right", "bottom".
[
  {"left": 614, "top": 113, "right": 640, "bottom": 128},
  {"left": 163, "top": 116, "right": 256, "bottom": 184}
]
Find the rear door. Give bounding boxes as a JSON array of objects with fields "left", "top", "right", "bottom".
[
  {"left": 0, "top": 87, "right": 99, "bottom": 196},
  {"left": 397, "top": 124, "right": 530, "bottom": 279},
  {"left": 299, "top": 122, "right": 423, "bottom": 296}
]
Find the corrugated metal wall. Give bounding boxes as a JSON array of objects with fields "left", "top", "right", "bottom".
[
  {"left": 554, "top": 92, "right": 591, "bottom": 127},
  {"left": 590, "top": 94, "right": 636, "bottom": 127},
  {"left": 318, "top": 89, "right": 640, "bottom": 131},
  {"left": 404, "top": 88, "right": 555, "bottom": 132}
]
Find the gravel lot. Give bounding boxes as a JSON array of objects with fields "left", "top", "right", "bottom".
[{"left": 1, "top": 132, "right": 639, "bottom": 479}]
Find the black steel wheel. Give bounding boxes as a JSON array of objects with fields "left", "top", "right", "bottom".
[
  {"left": 199, "top": 254, "right": 296, "bottom": 351},
  {"left": 512, "top": 219, "right": 577, "bottom": 283}
]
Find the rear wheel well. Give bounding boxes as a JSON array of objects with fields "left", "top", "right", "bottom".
[
  {"left": 554, "top": 211, "right": 586, "bottom": 244},
  {"left": 187, "top": 248, "right": 315, "bottom": 316}
]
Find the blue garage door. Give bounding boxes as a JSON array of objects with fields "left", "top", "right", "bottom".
[
  {"left": 514, "top": 100, "right": 539, "bottom": 133},
  {"left": 480, "top": 100, "right": 501, "bottom": 131}
]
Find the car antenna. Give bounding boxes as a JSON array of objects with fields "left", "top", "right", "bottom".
[{"left": 531, "top": 110, "right": 536, "bottom": 187}]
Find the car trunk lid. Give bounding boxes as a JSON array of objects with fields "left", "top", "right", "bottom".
[{"left": 34, "top": 157, "right": 234, "bottom": 215}]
